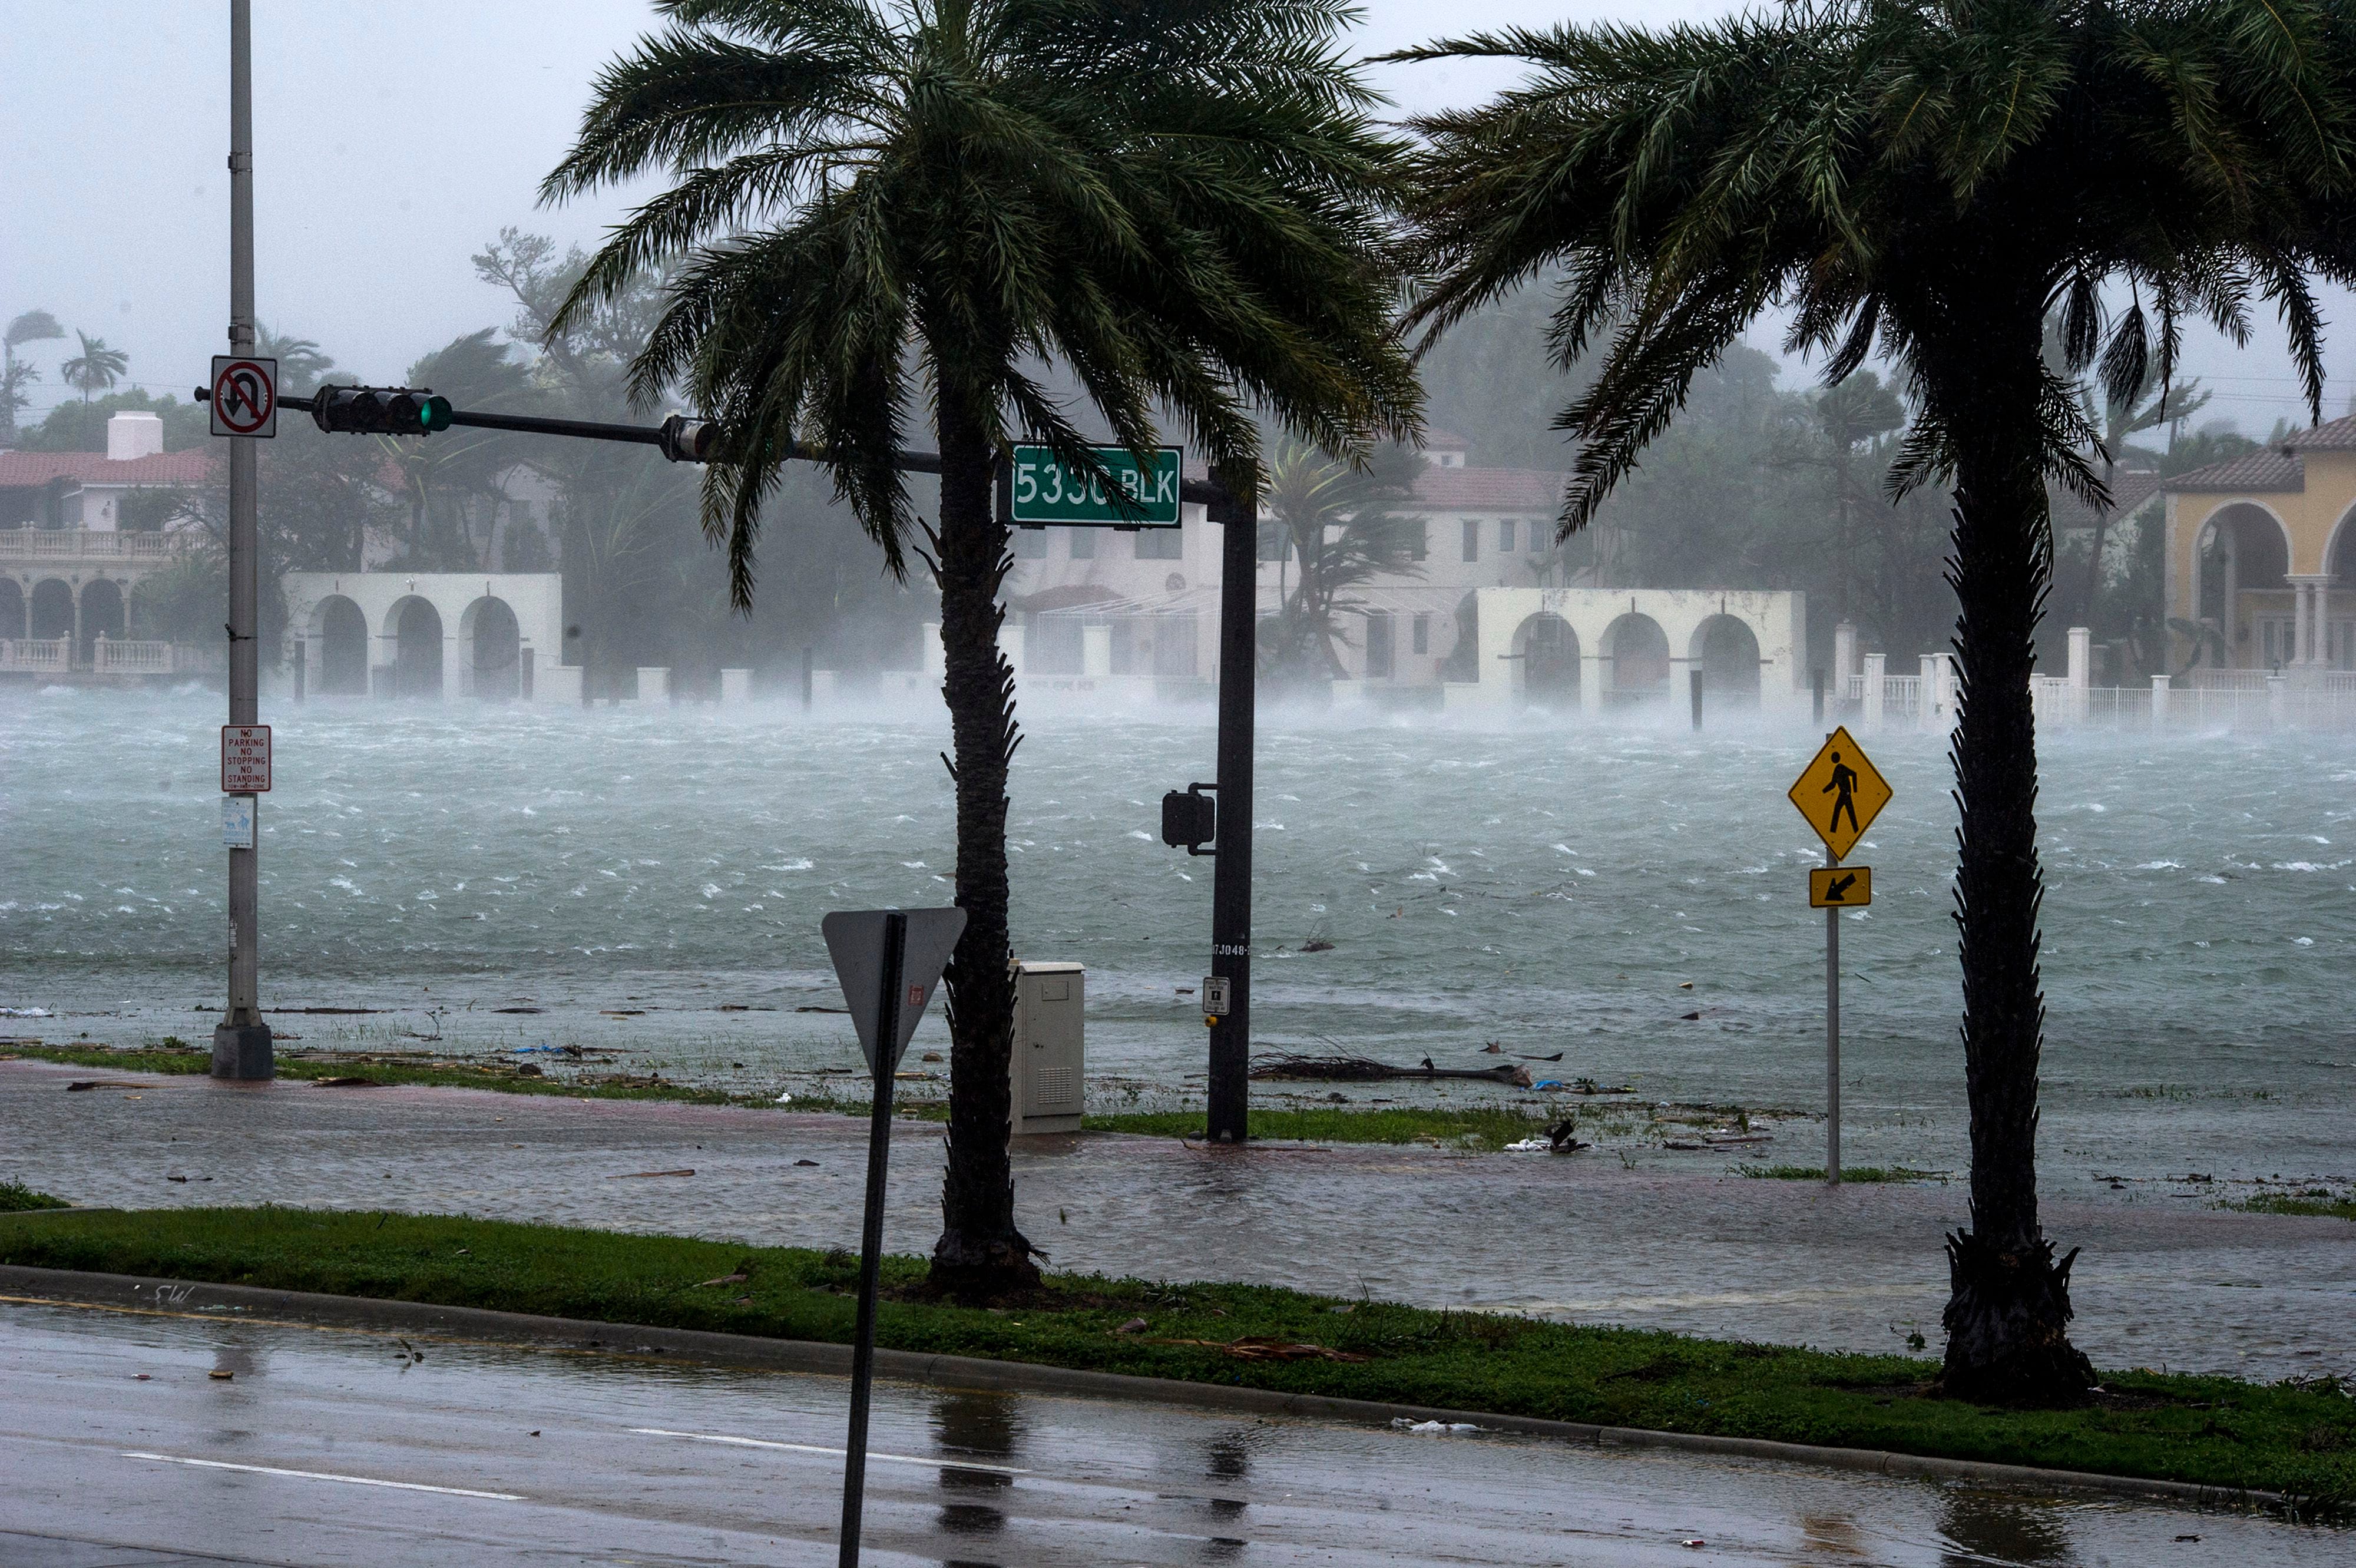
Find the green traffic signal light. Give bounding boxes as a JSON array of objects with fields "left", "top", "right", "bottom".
[{"left": 419, "top": 395, "right": 452, "bottom": 434}]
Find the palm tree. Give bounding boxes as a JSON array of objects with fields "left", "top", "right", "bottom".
[
  {"left": 254, "top": 325, "right": 338, "bottom": 399},
  {"left": 1394, "top": 0, "right": 2356, "bottom": 1405},
  {"left": 1262, "top": 439, "right": 1426, "bottom": 683},
  {"left": 59, "top": 330, "right": 127, "bottom": 403},
  {"left": 4, "top": 309, "right": 63, "bottom": 443},
  {"left": 2074, "top": 375, "right": 2208, "bottom": 626},
  {"left": 1805, "top": 372, "right": 1906, "bottom": 625},
  {"left": 545, "top": 0, "right": 1418, "bottom": 1298}
]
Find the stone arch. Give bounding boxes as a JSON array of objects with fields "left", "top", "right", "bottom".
[
  {"left": 29, "top": 578, "right": 74, "bottom": 641},
  {"left": 311, "top": 594, "right": 369, "bottom": 696},
  {"left": 2193, "top": 502, "right": 2292, "bottom": 664},
  {"left": 1602, "top": 611, "right": 1671, "bottom": 702},
  {"left": 1690, "top": 614, "right": 1762, "bottom": 704},
  {"left": 388, "top": 595, "right": 445, "bottom": 699},
  {"left": 1510, "top": 611, "right": 1580, "bottom": 709},
  {"left": 0, "top": 578, "right": 24, "bottom": 640},
  {"left": 79, "top": 579, "right": 125, "bottom": 659},
  {"left": 461, "top": 595, "right": 522, "bottom": 700},
  {"left": 2327, "top": 501, "right": 2356, "bottom": 583}
]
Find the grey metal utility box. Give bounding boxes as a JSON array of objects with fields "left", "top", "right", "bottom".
[{"left": 1010, "top": 961, "right": 1085, "bottom": 1134}]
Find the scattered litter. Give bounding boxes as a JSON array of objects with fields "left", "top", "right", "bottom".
[
  {"left": 273, "top": 1007, "right": 381, "bottom": 1015},
  {"left": 601, "top": 1009, "right": 646, "bottom": 1017},
  {"left": 493, "top": 1007, "right": 543, "bottom": 1015},
  {"left": 1252, "top": 1053, "right": 1531, "bottom": 1086},
  {"left": 795, "top": 1005, "right": 849, "bottom": 1014},
  {"left": 1300, "top": 939, "right": 1335, "bottom": 953},
  {"left": 512, "top": 1044, "right": 569, "bottom": 1056},
  {"left": 794, "top": 1159, "right": 818, "bottom": 1167},
  {"left": 1390, "top": 1418, "right": 1480, "bottom": 1434},
  {"left": 1681, "top": 1539, "right": 1706, "bottom": 1550},
  {"left": 920, "top": 1051, "right": 944, "bottom": 1063},
  {"left": 1679, "top": 981, "right": 1693, "bottom": 990},
  {"left": 1503, "top": 1137, "right": 1551, "bottom": 1153},
  {"left": 1516, "top": 1051, "right": 1565, "bottom": 1062},
  {"left": 208, "top": 1370, "right": 233, "bottom": 1381},
  {"left": 134, "top": 1374, "right": 150, "bottom": 1381},
  {"left": 64, "top": 1080, "right": 145, "bottom": 1092},
  {"left": 717, "top": 1004, "right": 750, "bottom": 1012},
  {"left": 1175, "top": 987, "right": 1195, "bottom": 996},
  {"left": 1680, "top": 1011, "right": 1701, "bottom": 1021},
  {"left": 1114, "top": 1318, "right": 1149, "bottom": 1335},
  {"left": 610, "top": 1169, "right": 694, "bottom": 1179},
  {"left": 1328, "top": 1304, "right": 1354, "bottom": 1315},
  {"left": 312, "top": 1076, "right": 379, "bottom": 1088},
  {"left": 166, "top": 1175, "right": 189, "bottom": 1183},
  {"left": 696, "top": 1271, "right": 750, "bottom": 1289},
  {"left": 775, "top": 1091, "right": 793, "bottom": 1104},
  {"left": 529, "top": 1430, "right": 541, "bottom": 1438},
  {"left": 892, "top": 1071, "right": 934, "bottom": 1081},
  {"left": 0, "top": 1007, "right": 54, "bottom": 1018}
]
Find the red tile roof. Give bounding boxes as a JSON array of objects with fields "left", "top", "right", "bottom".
[
  {"left": 2164, "top": 449, "right": 2305, "bottom": 494},
  {"left": 2282, "top": 416, "right": 2356, "bottom": 450},
  {"left": 1411, "top": 466, "right": 1567, "bottom": 512},
  {"left": 0, "top": 451, "right": 212, "bottom": 487}
]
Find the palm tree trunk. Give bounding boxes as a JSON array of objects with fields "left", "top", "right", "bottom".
[
  {"left": 1933, "top": 295, "right": 2094, "bottom": 1406},
  {"left": 928, "top": 395, "right": 1039, "bottom": 1301}
]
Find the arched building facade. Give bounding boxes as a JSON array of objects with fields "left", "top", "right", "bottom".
[
  {"left": 280, "top": 573, "right": 571, "bottom": 702},
  {"left": 1451, "top": 587, "right": 1808, "bottom": 713},
  {"left": 2166, "top": 423, "right": 2356, "bottom": 672}
]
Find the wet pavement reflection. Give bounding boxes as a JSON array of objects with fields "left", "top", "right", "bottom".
[{"left": 0, "top": 1298, "right": 2341, "bottom": 1566}]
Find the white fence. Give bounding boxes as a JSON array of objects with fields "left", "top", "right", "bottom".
[
  {"left": 0, "top": 637, "right": 71, "bottom": 671},
  {"left": 0, "top": 528, "right": 190, "bottom": 561},
  {"left": 0, "top": 636, "right": 217, "bottom": 677}
]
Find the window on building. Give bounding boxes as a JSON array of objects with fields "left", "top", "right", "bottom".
[
  {"left": 1365, "top": 611, "right": 1394, "bottom": 679},
  {"left": 1133, "top": 527, "right": 1183, "bottom": 560},
  {"left": 1461, "top": 519, "right": 1480, "bottom": 563},
  {"left": 1411, "top": 521, "right": 1428, "bottom": 561},
  {"left": 1258, "top": 521, "right": 1289, "bottom": 562},
  {"left": 1499, "top": 519, "right": 1516, "bottom": 553},
  {"left": 1530, "top": 520, "right": 1549, "bottom": 552},
  {"left": 1012, "top": 526, "right": 1048, "bottom": 560},
  {"left": 1068, "top": 526, "right": 1095, "bottom": 560},
  {"left": 1411, "top": 613, "right": 1430, "bottom": 655}
]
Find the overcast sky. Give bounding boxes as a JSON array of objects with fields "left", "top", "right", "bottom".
[{"left": 0, "top": 0, "right": 2340, "bottom": 437}]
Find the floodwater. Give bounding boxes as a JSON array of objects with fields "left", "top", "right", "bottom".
[{"left": 5, "top": 686, "right": 2354, "bottom": 1185}]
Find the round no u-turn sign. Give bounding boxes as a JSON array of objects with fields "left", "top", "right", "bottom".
[{"left": 210, "top": 356, "right": 277, "bottom": 438}]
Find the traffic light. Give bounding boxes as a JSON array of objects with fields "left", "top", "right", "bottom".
[{"left": 310, "top": 385, "right": 454, "bottom": 436}]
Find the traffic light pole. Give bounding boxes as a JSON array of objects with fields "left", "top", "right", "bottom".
[{"left": 212, "top": 0, "right": 272, "bottom": 1081}]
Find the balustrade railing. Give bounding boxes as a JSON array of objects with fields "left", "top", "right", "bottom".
[
  {"left": 0, "top": 636, "right": 71, "bottom": 671},
  {"left": 0, "top": 527, "right": 191, "bottom": 561}
]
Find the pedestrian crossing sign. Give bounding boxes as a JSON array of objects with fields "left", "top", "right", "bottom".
[{"left": 1788, "top": 726, "right": 1890, "bottom": 861}]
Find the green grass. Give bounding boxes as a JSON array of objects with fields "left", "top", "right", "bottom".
[
  {"left": 4, "top": 1205, "right": 2353, "bottom": 1506},
  {"left": 0, "top": 1182, "right": 68, "bottom": 1212},
  {"left": 2226, "top": 1191, "right": 2356, "bottom": 1222},
  {"left": 0, "top": 1044, "right": 1549, "bottom": 1148},
  {"left": 1738, "top": 1165, "right": 1952, "bottom": 1183}
]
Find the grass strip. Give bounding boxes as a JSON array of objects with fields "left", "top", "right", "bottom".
[
  {"left": 1738, "top": 1165, "right": 1953, "bottom": 1183},
  {"left": 3, "top": 1205, "right": 2352, "bottom": 1504},
  {"left": 2226, "top": 1192, "right": 2356, "bottom": 1222},
  {"left": 1, "top": 1044, "right": 1548, "bottom": 1149},
  {"left": 0, "top": 1182, "right": 68, "bottom": 1213}
]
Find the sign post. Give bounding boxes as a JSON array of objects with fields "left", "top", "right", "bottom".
[
  {"left": 819, "top": 906, "right": 967, "bottom": 1568},
  {"left": 211, "top": 0, "right": 274, "bottom": 1082},
  {"left": 1787, "top": 725, "right": 1891, "bottom": 1187}
]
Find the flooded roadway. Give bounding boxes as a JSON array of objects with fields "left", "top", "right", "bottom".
[{"left": 0, "top": 1296, "right": 2336, "bottom": 1567}]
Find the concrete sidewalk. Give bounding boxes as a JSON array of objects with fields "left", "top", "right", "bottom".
[{"left": 4, "top": 1058, "right": 2348, "bottom": 1380}]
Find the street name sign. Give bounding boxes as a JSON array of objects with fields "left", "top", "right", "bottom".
[
  {"left": 209, "top": 356, "right": 277, "bottom": 438},
  {"left": 1786, "top": 725, "right": 1889, "bottom": 862},
  {"left": 220, "top": 725, "right": 271, "bottom": 793},
  {"left": 1005, "top": 444, "right": 1182, "bottom": 527},
  {"left": 1808, "top": 866, "right": 1872, "bottom": 908},
  {"left": 821, "top": 908, "right": 967, "bottom": 1075}
]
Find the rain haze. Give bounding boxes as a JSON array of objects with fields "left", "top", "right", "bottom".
[{"left": 6, "top": 5, "right": 2356, "bottom": 1564}]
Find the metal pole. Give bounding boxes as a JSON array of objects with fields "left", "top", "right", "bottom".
[
  {"left": 1689, "top": 668, "right": 1703, "bottom": 732},
  {"left": 1825, "top": 846, "right": 1841, "bottom": 1188},
  {"left": 1206, "top": 479, "right": 1256, "bottom": 1143},
  {"left": 838, "top": 911, "right": 905, "bottom": 1567},
  {"left": 213, "top": 0, "right": 271, "bottom": 1081}
]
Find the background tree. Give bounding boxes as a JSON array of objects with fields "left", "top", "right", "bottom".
[
  {"left": 254, "top": 325, "right": 339, "bottom": 398},
  {"left": 3, "top": 309, "right": 64, "bottom": 443},
  {"left": 12, "top": 389, "right": 210, "bottom": 453},
  {"left": 1262, "top": 441, "right": 1426, "bottom": 684},
  {"left": 1795, "top": 373, "right": 1907, "bottom": 624},
  {"left": 59, "top": 330, "right": 127, "bottom": 403},
  {"left": 548, "top": 0, "right": 1419, "bottom": 1297},
  {"left": 1396, "top": 0, "right": 2356, "bottom": 1405}
]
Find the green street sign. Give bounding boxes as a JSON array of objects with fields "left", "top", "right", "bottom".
[{"left": 1004, "top": 443, "right": 1182, "bottom": 528}]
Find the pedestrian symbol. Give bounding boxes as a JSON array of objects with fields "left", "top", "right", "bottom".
[
  {"left": 1788, "top": 726, "right": 1890, "bottom": 861},
  {"left": 1808, "top": 866, "right": 1872, "bottom": 908}
]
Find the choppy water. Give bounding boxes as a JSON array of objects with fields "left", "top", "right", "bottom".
[{"left": 5, "top": 686, "right": 2353, "bottom": 1185}]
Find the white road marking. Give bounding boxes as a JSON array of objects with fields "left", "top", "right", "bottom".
[
  {"left": 121, "top": 1451, "right": 524, "bottom": 1500},
  {"left": 628, "top": 1427, "right": 1028, "bottom": 1475}
]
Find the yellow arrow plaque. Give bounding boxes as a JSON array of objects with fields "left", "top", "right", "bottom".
[
  {"left": 1788, "top": 726, "right": 1890, "bottom": 861},
  {"left": 1808, "top": 865, "right": 1872, "bottom": 908}
]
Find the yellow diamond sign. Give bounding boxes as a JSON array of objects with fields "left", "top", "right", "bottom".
[{"left": 1788, "top": 726, "right": 1891, "bottom": 862}]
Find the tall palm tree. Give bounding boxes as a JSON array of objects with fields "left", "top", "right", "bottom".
[
  {"left": 545, "top": 0, "right": 1418, "bottom": 1298},
  {"left": 59, "top": 330, "right": 127, "bottom": 403},
  {"left": 1394, "top": 0, "right": 2356, "bottom": 1404},
  {"left": 4, "top": 309, "right": 64, "bottom": 443}
]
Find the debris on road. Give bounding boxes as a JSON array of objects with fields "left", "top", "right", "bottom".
[
  {"left": 609, "top": 1169, "right": 694, "bottom": 1179},
  {"left": 1391, "top": 1418, "right": 1480, "bottom": 1434},
  {"left": 207, "top": 1370, "right": 232, "bottom": 1381},
  {"left": 1149, "top": 1336, "right": 1369, "bottom": 1364},
  {"left": 312, "top": 1077, "right": 380, "bottom": 1088},
  {"left": 1250, "top": 1054, "right": 1533, "bottom": 1086},
  {"left": 64, "top": 1080, "right": 145, "bottom": 1092},
  {"left": 1114, "top": 1318, "right": 1149, "bottom": 1335}
]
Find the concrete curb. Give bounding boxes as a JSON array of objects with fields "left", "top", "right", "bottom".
[{"left": 0, "top": 1263, "right": 2290, "bottom": 1517}]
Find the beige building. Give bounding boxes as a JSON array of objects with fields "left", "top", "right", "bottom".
[{"left": 2166, "top": 421, "right": 2356, "bottom": 672}]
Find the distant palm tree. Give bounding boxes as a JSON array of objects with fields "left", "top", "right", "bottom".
[
  {"left": 1263, "top": 441, "right": 1426, "bottom": 683},
  {"left": 3, "top": 310, "right": 64, "bottom": 443},
  {"left": 1396, "top": 0, "right": 2356, "bottom": 1404},
  {"left": 546, "top": 0, "right": 1419, "bottom": 1298},
  {"left": 60, "top": 330, "right": 127, "bottom": 404},
  {"left": 253, "top": 325, "right": 337, "bottom": 398}
]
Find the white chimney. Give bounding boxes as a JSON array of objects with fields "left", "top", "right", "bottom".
[{"left": 107, "top": 411, "right": 165, "bottom": 462}]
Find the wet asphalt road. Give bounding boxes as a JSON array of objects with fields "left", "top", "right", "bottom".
[
  {"left": 5, "top": 1060, "right": 2353, "bottom": 1381},
  {"left": 0, "top": 1297, "right": 2341, "bottom": 1567}
]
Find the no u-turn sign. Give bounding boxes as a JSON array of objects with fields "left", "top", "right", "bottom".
[{"left": 210, "top": 356, "right": 277, "bottom": 438}]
